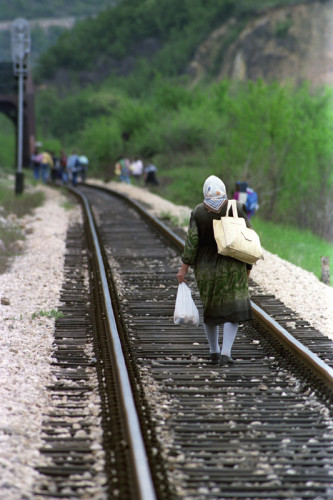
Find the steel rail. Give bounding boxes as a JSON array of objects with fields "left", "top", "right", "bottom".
[
  {"left": 251, "top": 301, "right": 333, "bottom": 391},
  {"left": 84, "top": 182, "right": 333, "bottom": 393},
  {"left": 71, "top": 187, "right": 157, "bottom": 500}
]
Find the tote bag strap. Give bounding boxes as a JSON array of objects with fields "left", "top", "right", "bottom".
[{"left": 226, "top": 199, "right": 239, "bottom": 219}]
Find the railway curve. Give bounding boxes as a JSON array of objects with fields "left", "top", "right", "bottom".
[{"left": 36, "top": 182, "right": 333, "bottom": 500}]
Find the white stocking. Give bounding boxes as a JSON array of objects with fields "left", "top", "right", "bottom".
[
  {"left": 203, "top": 323, "right": 219, "bottom": 354},
  {"left": 221, "top": 322, "right": 239, "bottom": 357}
]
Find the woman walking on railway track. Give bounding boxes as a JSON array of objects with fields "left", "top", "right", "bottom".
[{"left": 177, "top": 175, "right": 253, "bottom": 365}]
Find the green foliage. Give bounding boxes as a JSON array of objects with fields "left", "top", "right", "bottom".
[
  {"left": 36, "top": 88, "right": 106, "bottom": 144},
  {"left": 80, "top": 117, "right": 123, "bottom": 176},
  {"left": 32, "top": 1, "right": 237, "bottom": 81},
  {"left": 35, "top": 78, "right": 333, "bottom": 242},
  {"left": 32, "top": 309, "right": 64, "bottom": 320},
  {"left": 274, "top": 18, "right": 293, "bottom": 38},
  {"left": 159, "top": 211, "right": 189, "bottom": 229},
  {"left": 34, "top": 0, "right": 305, "bottom": 86},
  {"left": 253, "top": 217, "right": 333, "bottom": 282},
  {"left": 118, "top": 98, "right": 155, "bottom": 139},
  {"left": 0, "top": 115, "right": 15, "bottom": 170},
  {"left": 0, "top": 174, "right": 45, "bottom": 273},
  {"left": 0, "top": 177, "right": 45, "bottom": 218},
  {"left": 161, "top": 165, "right": 209, "bottom": 209},
  {"left": 210, "top": 80, "right": 333, "bottom": 239},
  {"left": 152, "top": 107, "right": 217, "bottom": 155},
  {"left": 0, "top": 223, "right": 23, "bottom": 274},
  {"left": 152, "top": 80, "right": 196, "bottom": 109},
  {"left": 60, "top": 200, "right": 76, "bottom": 211}
]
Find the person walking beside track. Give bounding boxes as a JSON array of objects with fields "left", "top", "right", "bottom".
[
  {"left": 40, "top": 151, "right": 54, "bottom": 184},
  {"left": 31, "top": 147, "right": 42, "bottom": 180},
  {"left": 66, "top": 150, "right": 80, "bottom": 187},
  {"left": 177, "top": 175, "right": 254, "bottom": 365},
  {"left": 144, "top": 161, "right": 159, "bottom": 186},
  {"left": 130, "top": 156, "right": 144, "bottom": 184},
  {"left": 233, "top": 181, "right": 259, "bottom": 220}
]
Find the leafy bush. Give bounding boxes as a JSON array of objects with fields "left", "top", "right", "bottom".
[
  {"left": 210, "top": 80, "right": 333, "bottom": 239},
  {"left": 36, "top": 88, "right": 105, "bottom": 141},
  {"left": 80, "top": 117, "right": 123, "bottom": 176},
  {"left": 117, "top": 98, "right": 155, "bottom": 139}
]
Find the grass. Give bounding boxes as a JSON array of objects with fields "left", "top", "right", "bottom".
[
  {"left": 0, "top": 178, "right": 45, "bottom": 218},
  {"left": 247, "top": 217, "right": 333, "bottom": 282},
  {"left": 0, "top": 225, "right": 24, "bottom": 274},
  {"left": 160, "top": 211, "right": 189, "bottom": 229},
  {"left": 0, "top": 171, "right": 45, "bottom": 273},
  {"left": 32, "top": 309, "right": 65, "bottom": 320},
  {"left": 60, "top": 199, "right": 76, "bottom": 211}
]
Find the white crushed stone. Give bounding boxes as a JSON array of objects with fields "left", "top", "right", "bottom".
[
  {"left": 251, "top": 249, "right": 333, "bottom": 340},
  {"left": 0, "top": 179, "right": 332, "bottom": 499},
  {"left": 0, "top": 186, "right": 77, "bottom": 499}
]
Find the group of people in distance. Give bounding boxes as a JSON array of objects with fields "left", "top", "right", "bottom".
[
  {"left": 114, "top": 156, "right": 159, "bottom": 186},
  {"left": 31, "top": 147, "right": 89, "bottom": 187}
]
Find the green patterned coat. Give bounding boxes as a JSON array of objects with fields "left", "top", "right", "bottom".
[{"left": 182, "top": 201, "right": 253, "bottom": 325}]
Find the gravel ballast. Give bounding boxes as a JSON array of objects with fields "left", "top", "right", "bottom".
[{"left": 0, "top": 181, "right": 332, "bottom": 499}]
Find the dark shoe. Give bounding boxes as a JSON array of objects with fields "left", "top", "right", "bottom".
[
  {"left": 220, "top": 354, "right": 235, "bottom": 365},
  {"left": 210, "top": 353, "right": 220, "bottom": 365}
]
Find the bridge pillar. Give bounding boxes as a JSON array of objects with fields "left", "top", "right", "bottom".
[{"left": 0, "top": 62, "right": 35, "bottom": 169}]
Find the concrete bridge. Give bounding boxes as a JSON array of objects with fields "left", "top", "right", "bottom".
[{"left": 0, "top": 61, "right": 36, "bottom": 167}]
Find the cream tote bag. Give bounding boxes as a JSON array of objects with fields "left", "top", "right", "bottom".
[{"left": 213, "top": 200, "right": 264, "bottom": 265}]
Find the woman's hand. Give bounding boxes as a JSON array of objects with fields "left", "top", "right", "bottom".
[{"left": 177, "top": 263, "right": 189, "bottom": 283}]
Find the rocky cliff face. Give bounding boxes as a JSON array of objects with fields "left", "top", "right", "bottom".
[{"left": 187, "top": 1, "right": 333, "bottom": 87}]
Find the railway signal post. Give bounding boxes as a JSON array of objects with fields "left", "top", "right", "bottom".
[{"left": 11, "top": 18, "right": 30, "bottom": 194}]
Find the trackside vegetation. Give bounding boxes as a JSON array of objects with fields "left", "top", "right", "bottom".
[
  {"left": 252, "top": 217, "right": 332, "bottom": 282},
  {"left": 0, "top": 0, "right": 331, "bottom": 280},
  {"left": 35, "top": 79, "right": 333, "bottom": 244}
]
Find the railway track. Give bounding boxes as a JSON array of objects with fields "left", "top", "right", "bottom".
[{"left": 36, "top": 183, "right": 333, "bottom": 499}]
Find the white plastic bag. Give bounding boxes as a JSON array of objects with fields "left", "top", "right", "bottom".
[{"left": 173, "top": 282, "right": 199, "bottom": 326}]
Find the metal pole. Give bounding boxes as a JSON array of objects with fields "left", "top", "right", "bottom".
[
  {"left": 11, "top": 18, "right": 30, "bottom": 195},
  {"left": 15, "top": 65, "right": 24, "bottom": 194}
]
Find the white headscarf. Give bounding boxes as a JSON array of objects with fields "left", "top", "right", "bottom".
[{"left": 203, "top": 175, "right": 227, "bottom": 213}]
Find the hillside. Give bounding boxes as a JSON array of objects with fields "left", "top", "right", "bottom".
[
  {"left": 33, "top": 0, "right": 333, "bottom": 90},
  {"left": 188, "top": 1, "right": 333, "bottom": 87},
  {"left": 34, "top": 0, "right": 309, "bottom": 88},
  {"left": 2, "top": 1, "right": 331, "bottom": 88}
]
